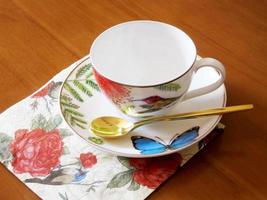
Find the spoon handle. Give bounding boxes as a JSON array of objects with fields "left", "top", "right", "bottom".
[{"left": 133, "top": 104, "right": 253, "bottom": 128}]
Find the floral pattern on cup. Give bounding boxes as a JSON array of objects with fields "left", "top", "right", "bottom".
[
  {"left": 93, "top": 69, "right": 186, "bottom": 117},
  {"left": 93, "top": 68, "right": 130, "bottom": 104}
]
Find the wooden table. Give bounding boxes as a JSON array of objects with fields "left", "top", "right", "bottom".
[{"left": 0, "top": 0, "right": 266, "bottom": 199}]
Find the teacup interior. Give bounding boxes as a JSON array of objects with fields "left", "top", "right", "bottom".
[{"left": 90, "top": 20, "right": 196, "bottom": 87}]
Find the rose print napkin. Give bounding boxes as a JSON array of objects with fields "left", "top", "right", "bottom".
[{"left": 0, "top": 56, "right": 224, "bottom": 200}]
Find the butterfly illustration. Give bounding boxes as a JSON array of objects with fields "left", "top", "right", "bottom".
[{"left": 131, "top": 126, "right": 200, "bottom": 155}]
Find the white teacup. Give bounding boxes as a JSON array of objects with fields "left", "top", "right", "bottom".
[{"left": 90, "top": 20, "right": 225, "bottom": 117}]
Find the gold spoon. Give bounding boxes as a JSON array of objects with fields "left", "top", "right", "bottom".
[{"left": 90, "top": 104, "right": 253, "bottom": 138}]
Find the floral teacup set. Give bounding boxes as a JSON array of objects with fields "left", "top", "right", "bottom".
[{"left": 60, "top": 20, "right": 227, "bottom": 157}]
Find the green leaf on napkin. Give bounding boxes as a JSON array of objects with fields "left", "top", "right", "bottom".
[
  {"left": 45, "top": 114, "right": 63, "bottom": 131},
  {"left": 117, "top": 157, "right": 134, "bottom": 169},
  {"left": 128, "top": 179, "right": 140, "bottom": 191},
  {"left": 31, "top": 114, "right": 63, "bottom": 131},
  {"left": 63, "top": 146, "right": 70, "bottom": 155},
  {"left": 59, "top": 129, "right": 73, "bottom": 138},
  {"left": 107, "top": 169, "right": 133, "bottom": 189},
  {"left": 48, "top": 82, "right": 63, "bottom": 99},
  {"left": 31, "top": 114, "right": 48, "bottom": 130},
  {"left": 58, "top": 192, "right": 69, "bottom": 200},
  {"left": 0, "top": 133, "right": 13, "bottom": 166}
]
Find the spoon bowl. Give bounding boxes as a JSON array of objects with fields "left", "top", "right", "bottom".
[{"left": 90, "top": 116, "right": 134, "bottom": 137}]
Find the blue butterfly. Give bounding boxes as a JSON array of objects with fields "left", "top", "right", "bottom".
[{"left": 131, "top": 126, "right": 199, "bottom": 155}]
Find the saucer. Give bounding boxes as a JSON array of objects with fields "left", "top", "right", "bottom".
[{"left": 59, "top": 56, "right": 226, "bottom": 158}]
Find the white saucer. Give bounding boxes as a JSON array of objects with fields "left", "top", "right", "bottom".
[{"left": 59, "top": 56, "right": 226, "bottom": 158}]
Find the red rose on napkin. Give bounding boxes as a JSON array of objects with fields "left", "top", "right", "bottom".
[
  {"left": 9, "top": 129, "right": 63, "bottom": 177},
  {"left": 80, "top": 152, "right": 97, "bottom": 168},
  {"left": 129, "top": 153, "right": 182, "bottom": 189}
]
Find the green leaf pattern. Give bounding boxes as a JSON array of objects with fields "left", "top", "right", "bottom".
[
  {"left": 60, "top": 95, "right": 87, "bottom": 129},
  {"left": 73, "top": 80, "right": 92, "bottom": 97},
  {"left": 117, "top": 157, "right": 134, "bottom": 169},
  {"left": 88, "top": 137, "right": 103, "bottom": 145},
  {"left": 58, "top": 192, "right": 69, "bottom": 200},
  {"left": 64, "top": 83, "right": 83, "bottom": 102},
  {"left": 31, "top": 114, "right": 48, "bottom": 130},
  {"left": 59, "top": 129, "right": 73, "bottom": 138},
  {"left": 45, "top": 115, "right": 63, "bottom": 131},
  {"left": 86, "top": 79, "right": 100, "bottom": 91},
  {"left": 61, "top": 63, "right": 100, "bottom": 130},
  {"left": 128, "top": 179, "right": 140, "bottom": 191},
  {"left": 0, "top": 133, "right": 13, "bottom": 166},
  {"left": 31, "top": 114, "right": 63, "bottom": 131},
  {"left": 156, "top": 83, "right": 181, "bottom": 92},
  {"left": 107, "top": 157, "right": 141, "bottom": 191},
  {"left": 48, "top": 82, "right": 62, "bottom": 99},
  {"left": 107, "top": 169, "right": 133, "bottom": 189},
  {"left": 63, "top": 146, "right": 70, "bottom": 155},
  {"left": 75, "top": 64, "right": 92, "bottom": 79}
]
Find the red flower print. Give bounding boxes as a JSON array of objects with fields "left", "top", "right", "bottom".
[
  {"left": 32, "top": 82, "right": 55, "bottom": 98},
  {"left": 80, "top": 152, "right": 97, "bottom": 168},
  {"left": 129, "top": 153, "right": 182, "bottom": 189},
  {"left": 93, "top": 69, "right": 129, "bottom": 103},
  {"left": 9, "top": 129, "right": 63, "bottom": 177}
]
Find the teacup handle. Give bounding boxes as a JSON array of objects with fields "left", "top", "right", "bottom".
[{"left": 183, "top": 57, "right": 225, "bottom": 101}]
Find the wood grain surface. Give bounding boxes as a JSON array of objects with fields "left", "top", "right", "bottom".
[{"left": 0, "top": 0, "right": 266, "bottom": 199}]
